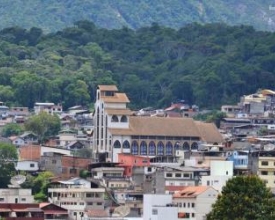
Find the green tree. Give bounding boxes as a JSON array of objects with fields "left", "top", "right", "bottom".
[
  {"left": 207, "top": 175, "right": 275, "bottom": 220},
  {"left": 1, "top": 123, "right": 24, "bottom": 137},
  {"left": 24, "top": 112, "right": 61, "bottom": 143},
  {"left": 0, "top": 143, "right": 18, "bottom": 188},
  {"left": 22, "top": 171, "right": 54, "bottom": 202}
]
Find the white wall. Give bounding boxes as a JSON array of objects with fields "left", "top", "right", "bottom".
[
  {"left": 15, "top": 161, "right": 39, "bottom": 171},
  {"left": 0, "top": 189, "right": 34, "bottom": 203},
  {"left": 201, "top": 175, "right": 232, "bottom": 193},
  {"left": 210, "top": 161, "right": 233, "bottom": 176},
  {"left": 143, "top": 194, "right": 177, "bottom": 220}
]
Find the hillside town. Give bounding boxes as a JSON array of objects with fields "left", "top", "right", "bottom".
[{"left": 1, "top": 85, "right": 275, "bottom": 220}]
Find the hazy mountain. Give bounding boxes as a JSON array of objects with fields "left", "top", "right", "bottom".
[{"left": 1, "top": 0, "right": 275, "bottom": 32}]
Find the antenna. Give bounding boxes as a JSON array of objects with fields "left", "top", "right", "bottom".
[
  {"left": 113, "top": 206, "right": 130, "bottom": 217},
  {"left": 9, "top": 175, "right": 26, "bottom": 188}
]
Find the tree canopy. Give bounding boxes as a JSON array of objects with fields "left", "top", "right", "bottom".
[
  {"left": 0, "top": 22, "right": 274, "bottom": 110},
  {"left": 0, "top": 143, "right": 18, "bottom": 188},
  {"left": 207, "top": 175, "right": 275, "bottom": 220},
  {"left": 24, "top": 112, "right": 61, "bottom": 143}
]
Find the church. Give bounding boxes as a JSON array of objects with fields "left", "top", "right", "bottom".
[{"left": 93, "top": 85, "right": 224, "bottom": 162}]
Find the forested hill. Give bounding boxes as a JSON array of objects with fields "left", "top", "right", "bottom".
[
  {"left": 1, "top": 0, "right": 275, "bottom": 32},
  {"left": 0, "top": 22, "right": 275, "bottom": 110}
]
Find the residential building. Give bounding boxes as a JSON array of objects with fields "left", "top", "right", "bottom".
[
  {"left": 15, "top": 160, "right": 39, "bottom": 173},
  {"left": 0, "top": 188, "right": 34, "bottom": 203},
  {"left": 39, "top": 203, "right": 69, "bottom": 220},
  {"left": 143, "top": 194, "right": 178, "bottom": 220},
  {"left": 257, "top": 151, "right": 275, "bottom": 190},
  {"left": 173, "top": 186, "right": 218, "bottom": 220},
  {"left": 201, "top": 161, "right": 233, "bottom": 193},
  {"left": 0, "top": 203, "right": 44, "bottom": 220},
  {"left": 48, "top": 178, "right": 105, "bottom": 220},
  {"left": 34, "top": 102, "right": 62, "bottom": 115}
]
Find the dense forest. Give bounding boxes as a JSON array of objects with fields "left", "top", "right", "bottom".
[
  {"left": 0, "top": 21, "right": 275, "bottom": 110},
  {"left": 0, "top": 0, "right": 275, "bottom": 32}
]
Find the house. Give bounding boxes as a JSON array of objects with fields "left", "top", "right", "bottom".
[
  {"left": 257, "top": 151, "right": 275, "bottom": 190},
  {"left": 173, "top": 186, "right": 218, "bottom": 220},
  {"left": 34, "top": 102, "right": 62, "bottom": 115},
  {"left": 39, "top": 203, "right": 69, "bottom": 220},
  {"left": 226, "top": 151, "right": 251, "bottom": 175},
  {"left": 153, "top": 165, "right": 210, "bottom": 194},
  {"left": 57, "top": 129, "right": 77, "bottom": 148},
  {"left": 48, "top": 179, "right": 105, "bottom": 220},
  {"left": 0, "top": 203, "right": 44, "bottom": 220},
  {"left": 0, "top": 188, "right": 34, "bottom": 203},
  {"left": 93, "top": 85, "right": 224, "bottom": 163},
  {"left": 118, "top": 153, "right": 151, "bottom": 177},
  {"left": 40, "top": 153, "right": 92, "bottom": 179},
  {"left": 201, "top": 161, "right": 233, "bottom": 193},
  {"left": 15, "top": 160, "right": 39, "bottom": 173},
  {"left": 143, "top": 194, "right": 178, "bottom": 220}
]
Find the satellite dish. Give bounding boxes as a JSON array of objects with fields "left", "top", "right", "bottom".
[
  {"left": 9, "top": 175, "right": 26, "bottom": 188},
  {"left": 113, "top": 206, "right": 130, "bottom": 217}
]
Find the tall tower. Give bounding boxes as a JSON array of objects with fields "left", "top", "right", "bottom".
[{"left": 93, "top": 85, "right": 130, "bottom": 161}]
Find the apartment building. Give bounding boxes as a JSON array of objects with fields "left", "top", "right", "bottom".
[{"left": 173, "top": 186, "right": 218, "bottom": 220}]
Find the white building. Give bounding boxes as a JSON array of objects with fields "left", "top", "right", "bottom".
[
  {"left": 0, "top": 188, "right": 34, "bottom": 203},
  {"left": 173, "top": 186, "right": 218, "bottom": 220},
  {"left": 143, "top": 194, "right": 178, "bottom": 220},
  {"left": 15, "top": 160, "right": 39, "bottom": 172},
  {"left": 34, "top": 102, "right": 62, "bottom": 115},
  {"left": 93, "top": 85, "right": 224, "bottom": 163},
  {"left": 201, "top": 161, "right": 233, "bottom": 193},
  {"left": 48, "top": 178, "right": 106, "bottom": 220}
]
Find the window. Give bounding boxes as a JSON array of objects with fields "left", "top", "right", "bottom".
[
  {"left": 192, "top": 213, "right": 195, "bottom": 217},
  {"left": 140, "top": 141, "right": 147, "bottom": 155},
  {"left": 30, "top": 163, "right": 35, "bottom": 167},
  {"left": 113, "top": 140, "right": 121, "bottom": 148},
  {"left": 166, "top": 173, "right": 172, "bottom": 178},
  {"left": 183, "top": 173, "right": 190, "bottom": 178},
  {"left": 97, "top": 202, "right": 102, "bottom": 206},
  {"left": 149, "top": 141, "right": 156, "bottom": 155},
  {"left": 21, "top": 198, "right": 26, "bottom": 201},
  {"left": 87, "top": 202, "right": 93, "bottom": 205},
  {"left": 175, "top": 173, "right": 181, "bottom": 178},
  {"left": 123, "top": 140, "right": 130, "bottom": 149},
  {"left": 262, "top": 161, "right": 268, "bottom": 166},
  {"left": 166, "top": 142, "right": 173, "bottom": 155},
  {"left": 157, "top": 141, "right": 164, "bottom": 155},
  {"left": 148, "top": 167, "right": 152, "bottom": 172},
  {"left": 121, "top": 115, "right": 128, "bottom": 122},
  {"left": 70, "top": 168, "right": 76, "bottom": 174},
  {"left": 131, "top": 141, "right": 139, "bottom": 155},
  {"left": 52, "top": 160, "right": 56, "bottom": 164},
  {"left": 152, "top": 209, "right": 158, "bottom": 215},
  {"left": 0, "top": 198, "right": 4, "bottom": 201},
  {"left": 261, "top": 171, "right": 268, "bottom": 175},
  {"left": 111, "top": 115, "right": 119, "bottom": 122},
  {"left": 183, "top": 142, "right": 190, "bottom": 151},
  {"left": 192, "top": 203, "right": 195, "bottom": 208},
  {"left": 86, "top": 193, "right": 93, "bottom": 198}
]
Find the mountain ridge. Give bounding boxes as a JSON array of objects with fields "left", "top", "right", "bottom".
[{"left": 1, "top": 0, "right": 275, "bottom": 32}]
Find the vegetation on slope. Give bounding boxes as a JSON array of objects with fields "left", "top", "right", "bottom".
[
  {"left": 0, "top": 0, "right": 274, "bottom": 32},
  {"left": 0, "top": 21, "right": 275, "bottom": 110}
]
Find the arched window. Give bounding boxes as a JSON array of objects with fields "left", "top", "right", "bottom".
[
  {"left": 174, "top": 142, "right": 180, "bottom": 151},
  {"left": 123, "top": 140, "right": 130, "bottom": 149},
  {"left": 191, "top": 142, "right": 198, "bottom": 151},
  {"left": 113, "top": 140, "right": 121, "bottom": 148},
  {"left": 149, "top": 141, "right": 156, "bottom": 155},
  {"left": 140, "top": 141, "right": 147, "bottom": 155},
  {"left": 111, "top": 115, "right": 119, "bottom": 122},
  {"left": 166, "top": 142, "right": 173, "bottom": 155},
  {"left": 183, "top": 142, "right": 190, "bottom": 151},
  {"left": 121, "top": 115, "right": 128, "bottom": 122},
  {"left": 157, "top": 141, "right": 164, "bottom": 155},
  {"left": 131, "top": 141, "right": 139, "bottom": 155}
]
